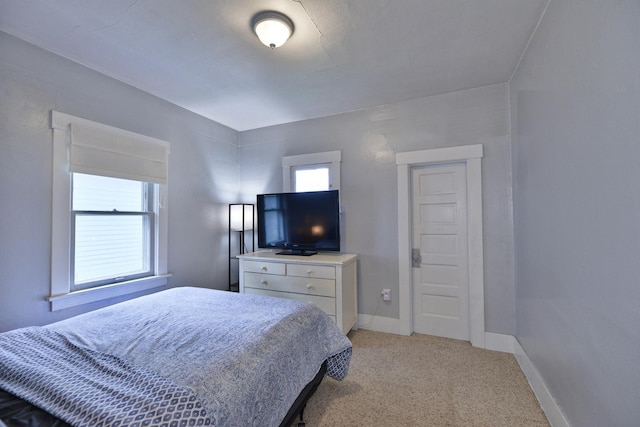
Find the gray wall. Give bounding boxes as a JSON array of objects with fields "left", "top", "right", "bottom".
[
  {"left": 510, "top": 0, "right": 640, "bottom": 425},
  {"left": 0, "top": 32, "right": 239, "bottom": 332},
  {"left": 239, "top": 83, "right": 516, "bottom": 334}
]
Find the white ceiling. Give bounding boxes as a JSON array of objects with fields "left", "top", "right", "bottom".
[{"left": 0, "top": 0, "right": 547, "bottom": 131}]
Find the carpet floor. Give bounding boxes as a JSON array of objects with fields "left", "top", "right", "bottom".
[{"left": 294, "top": 329, "right": 549, "bottom": 426}]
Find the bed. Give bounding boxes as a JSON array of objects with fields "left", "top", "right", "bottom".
[{"left": 0, "top": 287, "right": 352, "bottom": 426}]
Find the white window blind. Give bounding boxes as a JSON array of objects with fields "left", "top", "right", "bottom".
[
  {"left": 70, "top": 122, "right": 169, "bottom": 184},
  {"left": 74, "top": 214, "right": 148, "bottom": 285}
]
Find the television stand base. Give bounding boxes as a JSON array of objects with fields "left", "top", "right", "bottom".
[{"left": 276, "top": 250, "right": 317, "bottom": 256}]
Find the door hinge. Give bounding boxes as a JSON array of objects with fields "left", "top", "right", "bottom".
[{"left": 412, "top": 248, "right": 422, "bottom": 268}]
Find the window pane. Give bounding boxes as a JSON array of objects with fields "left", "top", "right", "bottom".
[
  {"left": 72, "top": 172, "right": 153, "bottom": 289},
  {"left": 74, "top": 214, "right": 149, "bottom": 285},
  {"left": 294, "top": 167, "right": 329, "bottom": 192},
  {"left": 73, "top": 173, "right": 145, "bottom": 212}
]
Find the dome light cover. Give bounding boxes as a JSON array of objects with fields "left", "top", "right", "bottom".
[{"left": 252, "top": 11, "right": 294, "bottom": 49}]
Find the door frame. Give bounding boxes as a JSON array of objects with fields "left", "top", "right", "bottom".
[{"left": 396, "top": 144, "right": 485, "bottom": 348}]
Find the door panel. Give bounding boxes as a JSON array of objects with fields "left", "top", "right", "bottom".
[
  {"left": 420, "top": 294, "right": 459, "bottom": 317},
  {"left": 412, "top": 163, "right": 469, "bottom": 341}
]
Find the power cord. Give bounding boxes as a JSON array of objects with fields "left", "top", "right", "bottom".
[{"left": 359, "top": 290, "right": 383, "bottom": 329}]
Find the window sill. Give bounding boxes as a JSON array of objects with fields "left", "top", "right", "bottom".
[{"left": 47, "top": 274, "right": 171, "bottom": 311}]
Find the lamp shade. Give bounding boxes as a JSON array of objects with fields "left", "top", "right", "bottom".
[
  {"left": 230, "top": 204, "right": 254, "bottom": 231},
  {"left": 252, "top": 12, "right": 293, "bottom": 49}
]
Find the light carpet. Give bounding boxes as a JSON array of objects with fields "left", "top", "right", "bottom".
[{"left": 293, "top": 329, "right": 549, "bottom": 426}]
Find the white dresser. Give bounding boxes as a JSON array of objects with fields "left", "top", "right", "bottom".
[{"left": 237, "top": 251, "right": 358, "bottom": 334}]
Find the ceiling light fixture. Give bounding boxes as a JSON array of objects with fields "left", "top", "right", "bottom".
[{"left": 252, "top": 11, "right": 294, "bottom": 49}]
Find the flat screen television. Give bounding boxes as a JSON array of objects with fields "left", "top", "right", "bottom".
[{"left": 257, "top": 190, "right": 340, "bottom": 256}]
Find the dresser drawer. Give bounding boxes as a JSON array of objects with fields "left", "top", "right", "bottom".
[
  {"left": 244, "top": 272, "right": 336, "bottom": 298},
  {"left": 244, "top": 288, "right": 336, "bottom": 316},
  {"left": 287, "top": 263, "right": 335, "bottom": 280},
  {"left": 242, "top": 260, "right": 286, "bottom": 275}
]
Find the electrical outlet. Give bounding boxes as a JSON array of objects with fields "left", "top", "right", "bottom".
[{"left": 381, "top": 289, "right": 391, "bottom": 301}]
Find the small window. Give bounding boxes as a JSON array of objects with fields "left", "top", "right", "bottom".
[
  {"left": 282, "top": 151, "right": 341, "bottom": 193},
  {"left": 71, "top": 173, "right": 154, "bottom": 290},
  {"left": 293, "top": 164, "right": 330, "bottom": 192}
]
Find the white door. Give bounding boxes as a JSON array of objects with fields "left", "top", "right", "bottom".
[{"left": 412, "top": 163, "right": 469, "bottom": 341}]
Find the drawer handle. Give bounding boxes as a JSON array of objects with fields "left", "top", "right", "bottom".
[
  {"left": 261, "top": 266, "right": 268, "bottom": 272},
  {"left": 261, "top": 280, "right": 268, "bottom": 286},
  {"left": 306, "top": 284, "right": 314, "bottom": 290},
  {"left": 306, "top": 269, "right": 313, "bottom": 275}
]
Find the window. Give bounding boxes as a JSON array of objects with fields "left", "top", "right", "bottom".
[
  {"left": 292, "top": 164, "right": 330, "bottom": 192},
  {"left": 72, "top": 173, "right": 154, "bottom": 290},
  {"left": 282, "top": 151, "right": 341, "bottom": 193},
  {"left": 49, "top": 111, "right": 170, "bottom": 311}
]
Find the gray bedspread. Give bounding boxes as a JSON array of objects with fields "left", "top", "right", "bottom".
[{"left": 0, "top": 287, "right": 352, "bottom": 426}]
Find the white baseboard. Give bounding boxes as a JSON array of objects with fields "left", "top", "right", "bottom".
[
  {"left": 357, "top": 317, "right": 518, "bottom": 353},
  {"left": 484, "top": 332, "right": 515, "bottom": 353},
  {"left": 357, "top": 314, "right": 409, "bottom": 335},
  {"left": 513, "top": 339, "right": 570, "bottom": 427}
]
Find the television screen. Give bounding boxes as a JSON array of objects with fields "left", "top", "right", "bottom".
[{"left": 257, "top": 190, "right": 340, "bottom": 256}]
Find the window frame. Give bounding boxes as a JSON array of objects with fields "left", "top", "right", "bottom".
[
  {"left": 48, "top": 111, "right": 170, "bottom": 311},
  {"left": 282, "top": 151, "right": 341, "bottom": 193}
]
